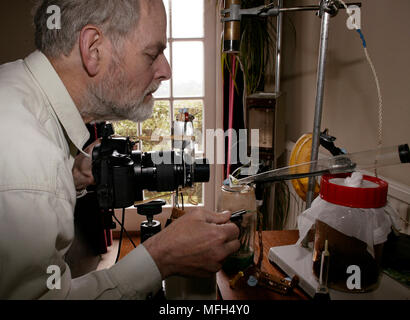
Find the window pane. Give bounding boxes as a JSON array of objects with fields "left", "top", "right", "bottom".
[
  {"left": 172, "top": 0, "right": 204, "bottom": 38},
  {"left": 164, "top": 0, "right": 170, "bottom": 39},
  {"left": 113, "top": 120, "right": 138, "bottom": 139},
  {"left": 181, "top": 183, "right": 203, "bottom": 206},
  {"left": 141, "top": 100, "right": 171, "bottom": 152},
  {"left": 144, "top": 190, "right": 172, "bottom": 205},
  {"left": 172, "top": 41, "right": 204, "bottom": 98},
  {"left": 173, "top": 100, "right": 204, "bottom": 153},
  {"left": 153, "top": 46, "right": 171, "bottom": 99},
  {"left": 154, "top": 79, "right": 170, "bottom": 99}
]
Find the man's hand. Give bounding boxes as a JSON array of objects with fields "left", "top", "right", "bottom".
[
  {"left": 143, "top": 209, "right": 240, "bottom": 279},
  {"left": 72, "top": 140, "right": 100, "bottom": 191}
]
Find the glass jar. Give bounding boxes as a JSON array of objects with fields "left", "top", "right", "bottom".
[
  {"left": 307, "top": 173, "right": 393, "bottom": 292},
  {"left": 313, "top": 219, "right": 385, "bottom": 292},
  {"left": 217, "top": 184, "right": 257, "bottom": 274}
]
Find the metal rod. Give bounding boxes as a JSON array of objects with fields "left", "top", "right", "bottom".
[
  {"left": 257, "top": 6, "right": 322, "bottom": 17},
  {"left": 306, "top": 12, "right": 331, "bottom": 208},
  {"left": 279, "top": 6, "right": 322, "bottom": 12},
  {"left": 275, "top": 0, "right": 283, "bottom": 94},
  {"left": 301, "top": 11, "right": 332, "bottom": 247},
  {"left": 222, "top": 2, "right": 362, "bottom": 20},
  {"left": 247, "top": 169, "right": 332, "bottom": 185},
  {"left": 257, "top": 3, "right": 361, "bottom": 16}
]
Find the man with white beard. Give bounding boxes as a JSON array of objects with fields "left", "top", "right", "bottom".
[{"left": 0, "top": 0, "right": 240, "bottom": 299}]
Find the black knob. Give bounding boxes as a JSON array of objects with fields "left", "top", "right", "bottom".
[
  {"left": 136, "top": 200, "right": 166, "bottom": 217},
  {"left": 136, "top": 200, "right": 166, "bottom": 243},
  {"left": 141, "top": 221, "right": 162, "bottom": 243}
]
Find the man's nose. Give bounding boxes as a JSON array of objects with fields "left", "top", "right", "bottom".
[{"left": 156, "top": 55, "right": 172, "bottom": 82}]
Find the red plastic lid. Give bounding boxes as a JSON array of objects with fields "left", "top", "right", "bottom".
[{"left": 320, "top": 173, "right": 388, "bottom": 209}]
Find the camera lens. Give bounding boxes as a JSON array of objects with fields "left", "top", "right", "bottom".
[
  {"left": 154, "top": 163, "right": 185, "bottom": 191},
  {"left": 132, "top": 151, "right": 210, "bottom": 192},
  {"left": 193, "top": 161, "right": 210, "bottom": 183}
]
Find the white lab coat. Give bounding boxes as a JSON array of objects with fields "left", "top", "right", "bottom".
[{"left": 0, "top": 51, "right": 162, "bottom": 299}]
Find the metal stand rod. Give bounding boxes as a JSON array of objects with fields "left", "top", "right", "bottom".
[
  {"left": 274, "top": 0, "right": 284, "bottom": 94},
  {"left": 302, "top": 11, "right": 332, "bottom": 247},
  {"left": 232, "top": 2, "right": 361, "bottom": 18},
  {"left": 306, "top": 11, "right": 331, "bottom": 208}
]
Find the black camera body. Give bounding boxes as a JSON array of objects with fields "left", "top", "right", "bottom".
[{"left": 92, "top": 124, "right": 210, "bottom": 210}]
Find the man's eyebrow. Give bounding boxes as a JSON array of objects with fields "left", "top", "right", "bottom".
[{"left": 145, "top": 42, "right": 167, "bottom": 53}]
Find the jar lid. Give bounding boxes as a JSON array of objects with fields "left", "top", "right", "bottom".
[{"left": 320, "top": 173, "right": 388, "bottom": 208}]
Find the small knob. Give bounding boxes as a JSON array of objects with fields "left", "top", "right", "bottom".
[
  {"left": 136, "top": 200, "right": 166, "bottom": 217},
  {"left": 137, "top": 200, "right": 166, "bottom": 243}
]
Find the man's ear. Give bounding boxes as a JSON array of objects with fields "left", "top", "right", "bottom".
[{"left": 79, "top": 25, "right": 103, "bottom": 77}]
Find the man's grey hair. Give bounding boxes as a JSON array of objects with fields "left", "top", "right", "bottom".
[{"left": 33, "top": 0, "right": 141, "bottom": 58}]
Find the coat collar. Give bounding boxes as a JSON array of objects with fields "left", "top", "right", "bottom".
[{"left": 24, "top": 51, "right": 90, "bottom": 156}]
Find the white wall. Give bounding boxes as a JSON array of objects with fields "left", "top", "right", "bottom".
[{"left": 280, "top": 0, "right": 410, "bottom": 187}]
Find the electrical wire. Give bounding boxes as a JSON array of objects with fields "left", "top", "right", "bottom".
[
  {"left": 230, "top": 163, "right": 253, "bottom": 183},
  {"left": 364, "top": 44, "right": 384, "bottom": 150},
  {"left": 113, "top": 209, "right": 137, "bottom": 264},
  {"left": 227, "top": 54, "right": 237, "bottom": 178},
  {"left": 112, "top": 212, "right": 137, "bottom": 248},
  {"left": 114, "top": 208, "right": 125, "bottom": 263},
  {"left": 235, "top": 55, "right": 248, "bottom": 129},
  {"left": 180, "top": 191, "right": 184, "bottom": 210},
  {"left": 339, "top": 0, "right": 384, "bottom": 176}
]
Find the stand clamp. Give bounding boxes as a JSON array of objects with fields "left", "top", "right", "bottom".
[{"left": 136, "top": 200, "right": 166, "bottom": 243}]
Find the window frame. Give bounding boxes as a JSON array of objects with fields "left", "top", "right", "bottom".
[{"left": 114, "top": 0, "right": 220, "bottom": 231}]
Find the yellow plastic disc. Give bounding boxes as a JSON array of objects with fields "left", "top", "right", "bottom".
[{"left": 289, "top": 134, "right": 320, "bottom": 201}]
